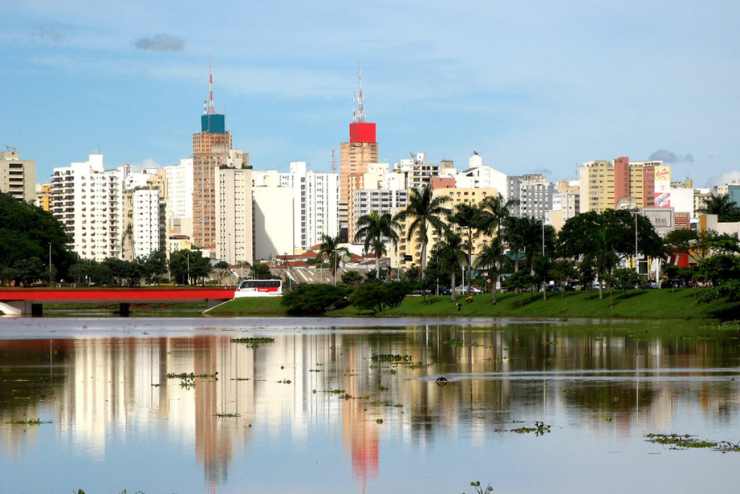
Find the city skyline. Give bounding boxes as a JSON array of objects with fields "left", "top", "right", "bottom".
[{"left": 2, "top": 1, "right": 739, "bottom": 186}]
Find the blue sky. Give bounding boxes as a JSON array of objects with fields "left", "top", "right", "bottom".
[{"left": 2, "top": 0, "right": 739, "bottom": 185}]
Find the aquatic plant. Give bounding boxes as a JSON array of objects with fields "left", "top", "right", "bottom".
[
  {"left": 510, "top": 421, "right": 551, "bottom": 436},
  {"left": 231, "top": 336, "right": 276, "bottom": 347},
  {"left": 371, "top": 354, "right": 412, "bottom": 363},
  {"left": 215, "top": 413, "right": 241, "bottom": 418},
  {"left": 7, "top": 418, "right": 51, "bottom": 425},
  {"left": 645, "top": 433, "right": 740, "bottom": 452},
  {"left": 464, "top": 481, "right": 494, "bottom": 494}
]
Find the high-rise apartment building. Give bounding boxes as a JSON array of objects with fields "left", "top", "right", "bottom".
[
  {"left": 339, "top": 76, "right": 378, "bottom": 239},
  {"left": 131, "top": 188, "right": 164, "bottom": 260},
  {"left": 394, "top": 187, "right": 499, "bottom": 269},
  {"left": 35, "top": 183, "right": 51, "bottom": 211},
  {"left": 163, "top": 159, "right": 194, "bottom": 252},
  {"left": 546, "top": 180, "right": 580, "bottom": 231},
  {"left": 351, "top": 189, "right": 408, "bottom": 243},
  {"left": 215, "top": 166, "right": 253, "bottom": 266},
  {"left": 252, "top": 162, "right": 338, "bottom": 258},
  {"left": 253, "top": 186, "right": 295, "bottom": 260},
  {"left": 579, "top": 157, "right": 664, "bottom": 213},
  {"left": 508, "top": 174, "right": 554, "bottom": 221},
  {"left": 451, "top": 153, "right": 509, "bottom": 201},
  {"left": 393, "top": 153, "right": 439, "bottom": 190},
  {"left": 0, "top": 149, "right": 36, "bottom": 202},
  {"left": 192, "top": 69, "right": 234, "bottom": 254},
  {"left": 50, "top": 154, "right": 122, "bottom": 261}
]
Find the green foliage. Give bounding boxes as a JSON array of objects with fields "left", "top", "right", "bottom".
[
  {"left": 354, "top": 211, "right": 400, "bottom": 279},
  {"left": 169, "top": 249, "right": 211, "bottom": 285},
  {"left": 341, "top": 270, "right": 364, "bottom": 286},
  {"left": 393, "top": 186, "right": 451, "bottom": 273},
  {"left": 693, "top": 254, "right": 740, "bottom": 285},
  {"left": 505, "top": 270, "right": 535, "bottom": 291},
  {"left": 0, "top": 192, "right": 74, "bottom": 284},
  {"left": 314, "top": 235, "right": 349, "bottom": 285},
  {"left": 349, "top": 282, "right": 413, "bottom": 314},
  {"left": 611, "top": 268, "right": 640, "bottom": 290},
  {"left": 281, "top": 284, "right": 351, "bottom": 315},
  {"left": 701, "top": 193, "right": 740, "bottom": 222},
  {"left": 251, "top": 262, "right": 273, "bottom": 279}
]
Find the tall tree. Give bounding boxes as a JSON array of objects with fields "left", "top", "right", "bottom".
[
  {"left": 393, "top": 186, "right": 451, "bottom": 278},
  {"left": 316, "top": 234, "right": 349, "bottom": 286},
  {"left": 435, "top": 232, "right": 468, "bottom": 299},
  {"left": 0, "top": 192, "right": 74, "bottom": 284},
  {"left": 478, "top": 194, "right": 517, "bottom": 240},
  {"left": 700, "top": 193, "right": 740, "bottom": 222},
  {"left": 475, "top": 238, "right": 506, "bottom": 304},
  {"left": 354, "top": 211, "right": 400, "bottom": 280},
  {"left": 450, "top": 203, "right": 483, "bottom": 286}
]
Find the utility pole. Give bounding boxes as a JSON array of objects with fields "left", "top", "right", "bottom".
[
  {"left": 186, "top": 251, "right": 190, "bottom": 286},
  {"left": 48, "top": 242, "right": 53, "bottom": 287},
  {"left": 634, "top": 210, "right": 639, "bottom": 276},
  {"left": 542, "top": 221, "right": 546, "bottom": 301}
]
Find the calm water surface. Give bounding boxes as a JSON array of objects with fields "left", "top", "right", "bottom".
[{"left": 1, "top": 317, "right": 739, "bottom": 493}]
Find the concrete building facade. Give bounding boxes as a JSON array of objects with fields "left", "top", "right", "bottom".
[
  {"left": 50, "top": 154, "right": 122, "bottom": 261},
  {"left": 215, "top": 167, "right": 253, "bottom": 266},
  {"left": 0, "top": 150, "right": 36, "bottom": 202}
]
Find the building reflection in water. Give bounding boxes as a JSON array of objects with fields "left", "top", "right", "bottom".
[{"left": 0, "top": 323, "right": 739, "bottom": 490}]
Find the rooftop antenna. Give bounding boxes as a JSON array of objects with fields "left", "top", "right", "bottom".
[
  {"left": 331, "top": 149, "right": 336, "bottom": 174},
  {"left": 207, "top": 64, "right": 216, "bottom": 115},
  {"left": 352, "top": 67, "right": 365, "bottom": 123}
]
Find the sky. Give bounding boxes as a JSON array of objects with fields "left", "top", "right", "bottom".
[{"left": 2, "top": 0, "right": 739, "bottom": 186}]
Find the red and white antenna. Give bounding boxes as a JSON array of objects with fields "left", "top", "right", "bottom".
[{"left": 207, "top": 65, "right": 216, "bottom": 114}]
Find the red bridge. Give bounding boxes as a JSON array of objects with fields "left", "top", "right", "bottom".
[{"left": 0, "top": 288, "right": 236, "bottom": 316}]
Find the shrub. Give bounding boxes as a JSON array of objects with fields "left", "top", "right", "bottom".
[
  {"left": 611, "top": 268, "right": 640, "bottom": 290},
  {"left": 350, "top": 282, "right": 413, "bottom": 314},
  {"left": 341, "top": 270, "right": 364, "bottom": 286},
  {"left": 281, "top": 284, "right": 351, "bottom": 315}
]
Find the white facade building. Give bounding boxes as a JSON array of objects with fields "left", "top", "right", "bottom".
[
  {"left": 50, "top": 154, "right": 122, "bottom": 261},
  {"left": 251, "top": 162, "right": 338, "bottom": 258},
  {"left": 253, "top": 186, "right": 295, "bottom": 260},
  {"left": 215, "top": 167, "right": 253, "bottom": 265},
  {"left": 131, "top": 188, "right": 162, "bottom": 259},
  {"left": 163, "top": 159, "right": 194, "bottom": 251},
  {"left": 453, "top": 153, "right": 509, "bottom": 201}
]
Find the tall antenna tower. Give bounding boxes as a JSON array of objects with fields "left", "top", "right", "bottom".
[
  {"left": 207, "top": 64, "right": 216, "bottom": 115},
  {"left": 352, "top": 68, "right": 365, "bottom": 123},
  {"left": 331, "top": 149, "right": 336, "bottom": 173}
]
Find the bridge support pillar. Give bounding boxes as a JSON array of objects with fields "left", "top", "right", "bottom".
[
  {"left": 118, "top": 303, "right": 131, "bottom": 317},
  {"left": 31, "top": 303, "right": 43, "bottom": 317}
]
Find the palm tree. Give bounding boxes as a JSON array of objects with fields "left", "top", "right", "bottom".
[
  {"left": 701, "top": 193, "right": 740, "bottom": 222},
  {"left": 475, "top": 238, "right": 505, "bottom": 304},
  {"left": 450, "top": 203, "right": 483, "bottom": 287},
  {"left": 393, "top": 186, "right": 451, "bottom": 278},
  {"left": 436, "top": 232, "right": 468, "bottom": 300},
  {"left": 316, "top": 234, "right": 349, "bottom": 286},
  {"left": 354, "top": 211, "right": 400, "bottom": 280},
  {"left": 479, "top": 194, "right": 517, "bottom": 241}
]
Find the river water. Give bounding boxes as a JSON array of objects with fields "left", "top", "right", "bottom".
[{"left": 1, "top": 317, "right": 739, "bottom": 493}]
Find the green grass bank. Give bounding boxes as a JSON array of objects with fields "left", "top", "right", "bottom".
[{"left": 207, "top": 288, "right": 738, "bottom": 320}]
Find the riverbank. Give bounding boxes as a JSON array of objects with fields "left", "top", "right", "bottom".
[{"left": 207, "top": 288, "right": 738, "bottom": 320}]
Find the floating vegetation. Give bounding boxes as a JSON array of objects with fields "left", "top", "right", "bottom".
[
  {"left": 435, "top": 376, "right": 449, "bottom": 386},
  {"left": 371, "top": 354, "right": 411, "bottom": 363},
  {"left": 645, "top": 433, "right": 740, "bottom": 452},
  {"left": 231, "top": 377, "right": 250, "bottom": 381},
  {"left": 166, "top": 371, "right": 218, "bottom": 389},
  {"left": 166, "top": 372, "right": 218, "bottom": 379},
  {"left": 231, "top": 336, "right": 276, "bottom": 347},
  {"left": 375, "top": 418, "right": 384, "bottom": 424},
  {"left": 277, "top": 379, "right": 292, "bottom": 384},
  {"left": 215, "top": 413, "right": 241, "bottom": 418},
  {"left": 464, "top": 480, "right": 494, "bottom": 494},
  {"left": 509, "top": 422, "right": 551, "bottom": 436},
  {"left": 325, "top": 389, "right": 346, "bottom": 394},
  {"left": 6, "top": 418, "right": 51, "bottom": 425}
]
